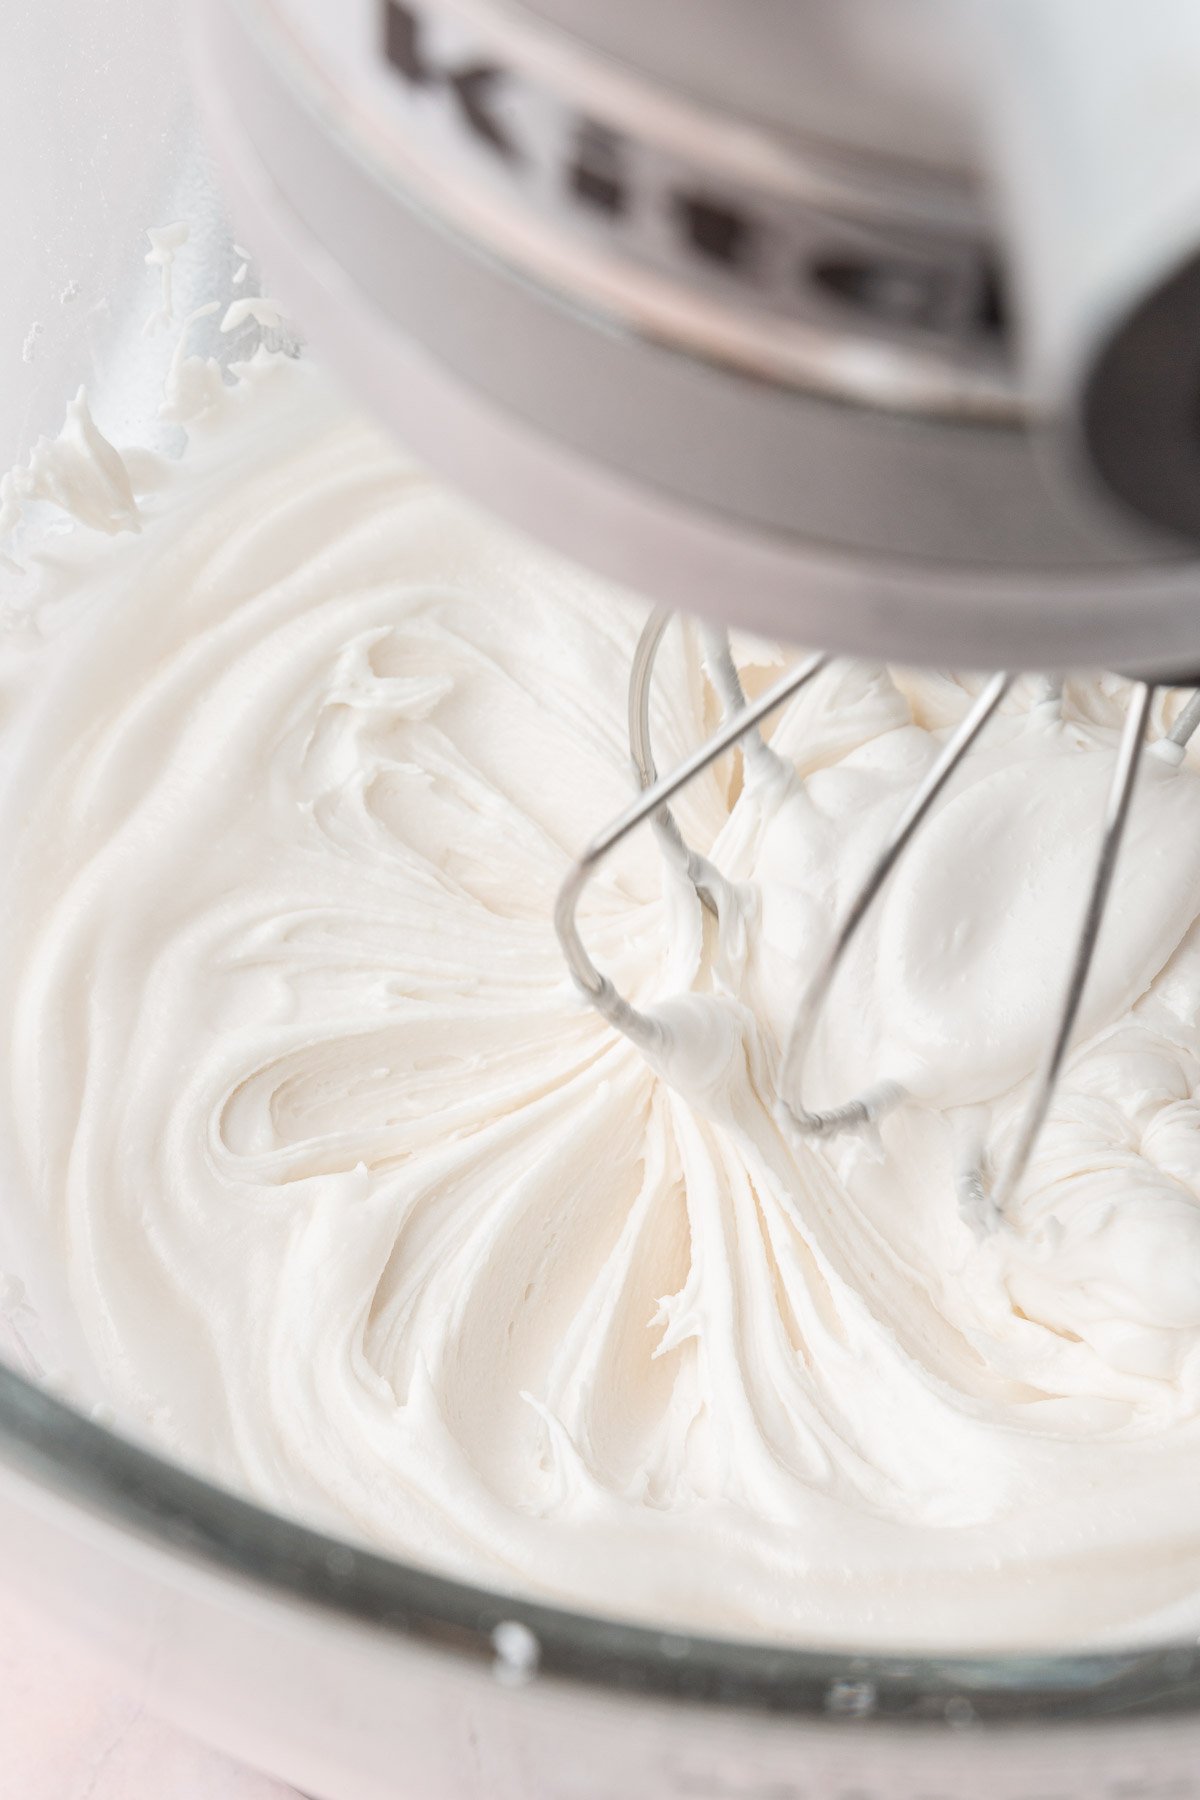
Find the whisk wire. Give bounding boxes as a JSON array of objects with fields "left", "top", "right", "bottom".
[
  {"left": 778, "top": 670, "right": 1013, "bottom": 1138},
  {"left": 628, "top": 608, "right": 721, "bottom": 915},
  {"left": 990, "top": 679, "right": 1156, "bottom": 1210},
  {"left": 555, "top": 635, "right": 830, "bottom": 1052}
]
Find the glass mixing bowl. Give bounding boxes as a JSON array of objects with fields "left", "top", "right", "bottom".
[{"left": 2, "top": 4, "right": 1200, "bottom": 1797}]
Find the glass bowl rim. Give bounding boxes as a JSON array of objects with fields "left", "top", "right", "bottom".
[{"left": 2, "top": 1359, "right": 1198, "bottom": 1728}]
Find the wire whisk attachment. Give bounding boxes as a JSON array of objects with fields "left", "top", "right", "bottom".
[{"left": 556, "top": 617, "right": 1193, "bottom": 1216}]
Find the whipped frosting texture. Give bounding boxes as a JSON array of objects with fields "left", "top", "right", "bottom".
[{"left": 4, "top": 352, "right": 1200, "bottom": 1651}]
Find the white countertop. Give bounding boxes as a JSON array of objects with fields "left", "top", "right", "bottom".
[{"left": 0, "top": 1582, "right": 300, "bottom": 1800}]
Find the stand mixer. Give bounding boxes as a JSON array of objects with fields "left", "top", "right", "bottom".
[
  {"left": 188, "top": 0, "right": 1200, "bottom": 1208},
  {"left": 11, "top": 7, "right": 1200, "bottom": 1797}
]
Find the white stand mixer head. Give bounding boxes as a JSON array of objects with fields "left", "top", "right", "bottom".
[{"left": 189, "top": 0, "right": 1200, "bottom": 672}]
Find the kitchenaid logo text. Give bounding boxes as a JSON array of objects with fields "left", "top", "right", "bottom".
[
  {"left": 383, "top": 0, "right": 758, "bottom": 270},
  {"left": 381, "top": 0, "right": 1001, "bottom": 337}
]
